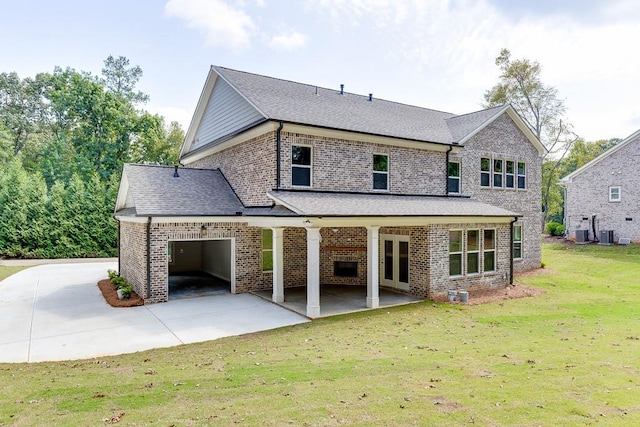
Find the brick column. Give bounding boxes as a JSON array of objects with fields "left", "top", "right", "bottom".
[
  {"left": 272, "top": 227, "right": 284, "bottom": 303},
  {"left": 366, "top": 226, "right": 380, "bottom": 308}
]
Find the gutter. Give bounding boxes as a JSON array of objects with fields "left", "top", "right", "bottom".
[
  {"left": 146, "top": 216, "right": 152, "bottom": 299},
  {"left": 510, "top": 217, "right": 517, "bottom": 285},
  {"left": 276, "top": 121, "right": 284, "bottom": 189}
]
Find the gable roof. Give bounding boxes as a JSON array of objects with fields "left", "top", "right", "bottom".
[
  {"left": 561, "top": 129, "right": 640, "bottom": 183},
  {"left": 115, "top": 164, "right": 245, "bottom": 217},
  {"left": 181, "top": 66, "right": 544, "bottom": 158}
]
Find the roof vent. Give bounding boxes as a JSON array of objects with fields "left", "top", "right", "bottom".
[
  {"left": 173, "top": 166, "right": 179, "bottom": 178},
  {"left": 368, "top": 93, "right": 373, "bottom": 101},
  {"left": 340, "top": 84, "right": 344, "bottom": 95}
]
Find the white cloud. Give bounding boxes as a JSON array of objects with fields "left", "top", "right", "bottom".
[
  {"left": 165, "top": 0, "right": 256, "bottom": 51},
  {"left": 268, "top": 30, "right": 307, "bottom": 50}
]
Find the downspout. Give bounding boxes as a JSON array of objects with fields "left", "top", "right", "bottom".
[
  {"left": 510, "top": 217, "right": 517, "bottom": 285},
  {"left": 276, "top": 121, "right": 284, "bottom": 190},
  {"left": 445, "top": 145, "right": 454, "bottom": 195},
  {"left": 117, "top": 220, "right": 121, "bottom": 273},
  {"left": 146, "top": 216, "right": 152, "bottom": 299}
]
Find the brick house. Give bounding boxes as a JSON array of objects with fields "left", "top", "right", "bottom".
[
  {"left": 114, "top": 66, "right": 544, "bottom": 317},
  {"left": 561, "top": 129, "right": 640, "bottom": 243}
]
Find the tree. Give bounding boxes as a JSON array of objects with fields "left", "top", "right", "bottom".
[
  {"left": 484, "top": 48, "right": 578, "bottom": 224},
  {"left": 101, "top": 55, "right": 149, "bottom": 104}
]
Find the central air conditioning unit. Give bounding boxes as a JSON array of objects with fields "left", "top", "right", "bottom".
[
  {"left": 575, "top": 229, "right": 589, "bottom": 244},
  {"left": 599, "top": 230, "right": 614, "bottom": 245}
]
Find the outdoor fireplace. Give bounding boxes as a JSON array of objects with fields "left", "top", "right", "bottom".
[{"left": 334, "top": 261, "right": 358, "bottom": 277}]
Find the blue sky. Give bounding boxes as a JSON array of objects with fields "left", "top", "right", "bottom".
[{"left": 1, "top": 0, "right": 639, "bottom": 141}]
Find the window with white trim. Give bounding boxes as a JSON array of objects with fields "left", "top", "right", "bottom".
[
  {"left": 262, "top": 229, "right": 273, "bottom": 272},
  {"left": 449, "top": 230, "right": 463, "bottom": 276},
  {"left": 480, "top": 157, "right": 491, "bottom": 187},
  {"left": 448, "top": 161, "right": 460, "bottom": 193},
  {"left": 483, "top": 229, "right": 496, "bottom": 272},
  {"left": 292, "top": 145, "right": 312, "bottom": 187},
  {"left": 513, "top": 224, "right": 522, "bottom": 260},
  {"left": 373, "top": 154, "right": 389, "bottom": 190},
  {"left": 609, "top": 186, "right": 621, "bottom": 202},
  {"left": 517, "top": 162, "right": 526, "bottom": 189},
  {"left": 467, "top": 230, "right": 480, "bottom": 274},
  {"left": 505, "top": 160, "right": 515, "bottom": 189},
  {"left": 493, "top": 159, "right": 503, "bottom": 188}
]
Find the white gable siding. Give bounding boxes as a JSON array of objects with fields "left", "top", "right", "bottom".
[{"left": 192, "top": 78, "right": 264, "bottom": 151}]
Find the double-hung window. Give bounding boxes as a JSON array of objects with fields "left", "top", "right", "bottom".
[
  {"left": 292, "top": 145, "right": 312, "bottom": 187},
  {"left": 467, "top": 230, "right": 480, "bottom": 274},
  {"left": 513, "top": 225, "right": 522, "bottom": 260},
  {"left": 480, "top": 157, "right": 491, "bottom": 187},
  {"left": 493, "top": 159, "right": 503, "bottom": 188},
  {"left": 505, "top": 160, "right": 515, "bottom": 189},
  {"left": 373, "top": 154, "right": 389, "bottom": 190},
  {"left": 517, "top": 162, "right": 526, "bottom": 189},
  {"left": 609, "top": 186, "right": 621, "bottom": 202},
  {"left": 448, "top": 161, "right": 460, "bottom": 194},
  {"left": 449, "top": 230, "right": 463, "bottom": 276},
  {"left": 483, "top": 229, "right": 496, "bottom": 272},
  {"left": 262, "top": 229, "right": 273, "bottom": 272}
]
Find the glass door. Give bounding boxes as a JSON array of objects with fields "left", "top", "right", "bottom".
[{"left": 380, "top": 235, "right": 410, "bottom": 290}]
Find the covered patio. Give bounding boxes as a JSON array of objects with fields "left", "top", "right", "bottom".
[{"left": 254, "top": 285, "right": 421, "bottom": 318}]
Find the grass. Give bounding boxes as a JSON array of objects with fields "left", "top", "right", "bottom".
[
  {"left": 0, "top": 265, "right": 27, "bottom": 282},
  {"left": 1, "top": 243, "right": 639, "bottom": 426}
]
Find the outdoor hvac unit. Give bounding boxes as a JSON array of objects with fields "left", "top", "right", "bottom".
[
  {"left": 599, "top": 230, "right": 614, "bottom": 245},
  {"left": 575, "top": 229, "right": 589, "bottom": 244}
]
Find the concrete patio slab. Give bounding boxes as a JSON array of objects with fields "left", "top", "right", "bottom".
[{"left": 0, "top": 263, "right": 309, "bottom": 363}]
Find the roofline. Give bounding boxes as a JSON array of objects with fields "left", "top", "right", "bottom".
[
  {"left": 456, "top": 105, "right": 546, "bottom": 156},
  {"left": 270, "top": 188, "right": 471, "bottom": 199},
  {"left": 560, "top": 128, "right": 640, "bottom": 183}
]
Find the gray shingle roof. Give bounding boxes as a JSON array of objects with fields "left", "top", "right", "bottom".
[
  {"left": 119, "top": 164, "right": 245, "bottom": 216},
  {"left": 214, "top": 66, "right": 499, "bottom": 145},
  {"left": 446, "top": 105, "right": 507, "bottom": 143},
  {"left": 267, "top": 190, "right": 520, "bottom": 217}
]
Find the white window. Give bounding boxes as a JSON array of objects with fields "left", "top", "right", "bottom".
[
  {"left": 262, "top": 229, "right": 273, "bottom": 272},
  {"left": 493, "top": 159, "right": 503, "bottom": 188},
  {"left": 449, "top": 230, "right": 463, "bottom": 276},
  {"left": 483, "top": 229, "right": 496, "bottom": 272},
  {"left": 448, "top": 161, "right": 460, "bottom": 194},
  {"left": 480, "top": 157, "right": 491, "bottom": 187},
  {"left": 517, "top": 162, "right": 526, "bottom": 189},
  {"left": 513, "top": 225, "right": 522, "bottom": 260},
  {"left": 505, "top": 160, "right": 515, "bottom": 189},
  {"left": 609, "top": 186, "right": 621, "bottom": 202},
  {"left": 467, "top": 230, "right": 480, "bottom": 274},
  {"left": 373, "top": 154, "right": 388, "bottom": 190},
  {"left": 292, "top": 145, "right": 312, "bottom": 187}
]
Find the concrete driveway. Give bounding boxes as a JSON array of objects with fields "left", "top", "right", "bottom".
[{"left": 0, "top": 263, "right": 308, "bottom": 363}]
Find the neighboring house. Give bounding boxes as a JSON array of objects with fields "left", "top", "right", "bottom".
[
  {"left": 114, "top": 66, "right": 544, "bottom": 317},
  {"left": 561, "top": 129, "right": 640, "bottom": 244}
]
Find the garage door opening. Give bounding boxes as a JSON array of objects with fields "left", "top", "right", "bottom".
[{"left": 168, "top": 239, "right": 235, "bottom": 299}]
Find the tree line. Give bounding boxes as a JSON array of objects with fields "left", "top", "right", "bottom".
[{"left": 0, "top": 56, "right": 182, "bottom": 258}]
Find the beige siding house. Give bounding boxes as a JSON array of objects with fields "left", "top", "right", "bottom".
[
  {"left": 561, "top": 129, "right": 640, "bottom": 243},
  {"left": 114, "top": 66, "right": 544, "bottom": 317}
]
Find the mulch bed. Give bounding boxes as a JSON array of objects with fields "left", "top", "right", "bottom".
[{"left": 97, "top": 279, "right": 144, "bottom": 307}]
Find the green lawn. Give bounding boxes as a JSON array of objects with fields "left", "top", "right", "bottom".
[
  {"left": 0, "top": 265, "right": 27, "bottom": 282},
  {"left": 1, "top": 243, "right": 639, "bottom": 426}
]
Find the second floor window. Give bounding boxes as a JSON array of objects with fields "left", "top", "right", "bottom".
[
  {"left": 505, "top": 161, "right": 515, "bottom": 188},
  {"left": 480, "top": 157, "right": 491, "bottom": 187},
  {"left": 292, "top": 145, "right": 312, "bottom": 187},
  {"left": 609, "top": 186, "right": 621, "bottom": 202},
  {"left": 481, "top": 157, "right": 526, "bottom": 191},
  {"left": 517, "top": 162, "right": 526, "bottom": 189},
  {"left": 448, "top": 162, "right": 460, "bottom": 193},
  {"left": 373, "top": 154, "right": 388, "bottom": 190}
]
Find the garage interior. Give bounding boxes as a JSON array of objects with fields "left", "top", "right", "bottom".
[{"left": 168, "top": 239, "right": 232, "bottom": 299}]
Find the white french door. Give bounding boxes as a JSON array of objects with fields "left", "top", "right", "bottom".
[{"left": 380, "top": 234, "right": 409, "bottom": 290}]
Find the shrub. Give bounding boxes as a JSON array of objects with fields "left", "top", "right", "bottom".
[
  {"left": 111, "top": 276, "right": 126, "bottom": 290},
  {"left": 546, "top": 222, "right": 565, "bottom": 236},
  {"left": 119, "top": 284, "right": 133, "bottom": 299},
  {"left": 107, "top": 269, "right": 119, "bottom": 280}
]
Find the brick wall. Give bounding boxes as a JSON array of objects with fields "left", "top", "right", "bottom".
[
  {"left": 189, "top": 132, "right": 277, "bottom": 206},
  {"left": 452, "top": 114, "right": 542, "bottom": 271},
  {"left": 319, "top": 227, "right": 367, "bottom": 285},
  {"left": 119, "top": 221, "right": 147, "bottom": 300},
  {"left": 564, "top": 134, "right": 640, "bottom": 242}
]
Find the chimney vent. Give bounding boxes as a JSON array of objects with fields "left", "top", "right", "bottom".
[
  {"left": 368, "top": 93, "right": 373, "bottom": 101},
  {"left": 173, "top": 166, "right": 179, "bottom": 178},
  {"left": 340, "top": 84, "right": 344, "bottom": 95}
]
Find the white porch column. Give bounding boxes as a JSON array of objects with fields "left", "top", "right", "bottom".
[
  {"left": 306, "top": 227, "right": 321, "bottom": 318},
  {"left": 271, "top": 227, "right": 284, "bottom": 303},
  {"left": 366, "top": 226, "right": 380, "bottom": 308}
]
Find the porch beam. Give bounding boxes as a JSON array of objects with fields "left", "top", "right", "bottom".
[
  {"left": 366, "top": 226, "right": 380, "bottom": 308},
  {"left": 271, "top": 227, "right": 284, "bottom": 303},
  {"left": 306, "top": 227, "right": 321, "bottom": 318}
]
